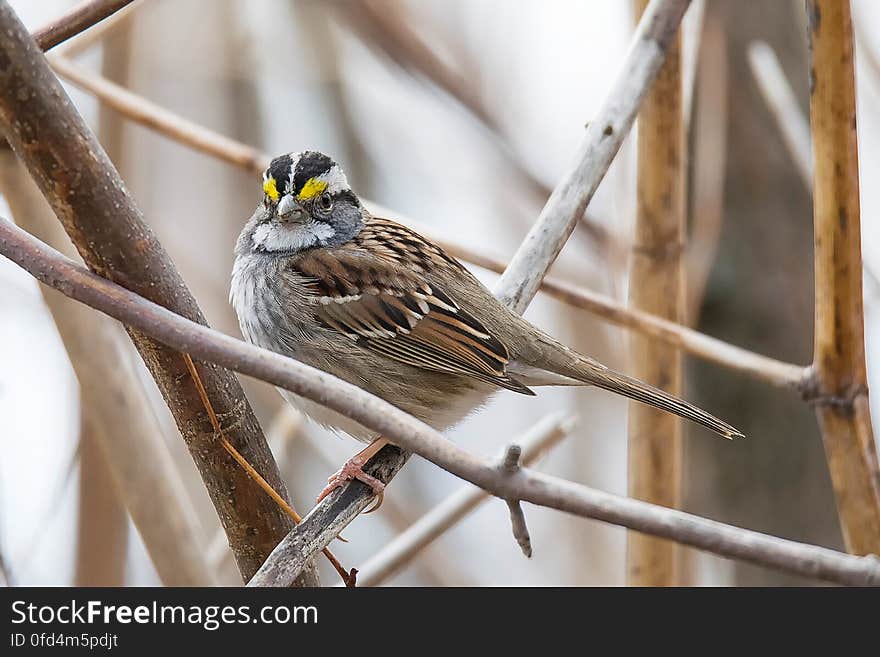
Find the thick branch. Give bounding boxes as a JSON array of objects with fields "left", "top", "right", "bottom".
[
  {"left": 0, "top": 1, "right": 313, "bottom": 584},
  {"left": 1, "top": 220, "right": 878, "bottom": 587},
  {"left": 626, "top": 0, "right": 685, "bottom": 586},
  {"left": 806, "top": 0, "right": 880, "bottom": 555},
  {"left": 494, "top": 0, "right": 691, "bottom": 313},
  {"left": 32, "top": 0, "right": 135, "bottom": 51}
]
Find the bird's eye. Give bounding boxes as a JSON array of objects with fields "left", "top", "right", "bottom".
[{"left": 317, "top": 192, "right": 333, "bottom": 212}]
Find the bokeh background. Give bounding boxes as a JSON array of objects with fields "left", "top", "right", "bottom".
[{"left": 1, "top": 0, "right": 879, "bottom": 586}]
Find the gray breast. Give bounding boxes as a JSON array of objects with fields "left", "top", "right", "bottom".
[{"left": 230, "top": 253, "right": 313, "bottom": 356}]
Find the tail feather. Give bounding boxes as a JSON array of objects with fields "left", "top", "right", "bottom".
[
  {"left": 528, "top": 341, "right": 743, "bottom": 439},
  {"left": 585, "top": 364, "right": 743, "bottom": 439}
]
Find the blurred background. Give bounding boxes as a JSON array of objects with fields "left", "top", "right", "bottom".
[{"left": 1, "top": 0, "right": 879, "bottom": 586}]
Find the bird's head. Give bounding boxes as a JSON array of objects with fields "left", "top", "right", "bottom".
[{"left": 247, "top": 150, "right": 364, "bottom": 254}]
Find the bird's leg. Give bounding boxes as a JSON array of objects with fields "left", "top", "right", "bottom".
[{"left": 316, "top": 436, "right": 390, "bottom": 512}]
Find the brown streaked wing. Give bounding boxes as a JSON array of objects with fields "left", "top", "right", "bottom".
[{"left": 292, "top": 234, "right": 534, "bottom": 396}]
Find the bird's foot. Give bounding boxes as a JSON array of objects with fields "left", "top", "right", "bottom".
[{"left": 316, "top": 457, "right": 385, "bottom": 513}]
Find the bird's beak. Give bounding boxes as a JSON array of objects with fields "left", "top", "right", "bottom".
[{"left": 277, "top": 194, "right": 305, "bottom": 222}]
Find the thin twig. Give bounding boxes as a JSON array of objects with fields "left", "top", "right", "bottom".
[
  {"left": 805, "top": 0, "right": 880, "bottom": 555},
  {"left": 181, "top": 353, "right": 303, "bottom": 527},
  {"left": 494, "top": 0, "right": 692, "bottom": 313},
  {"left": 45, "top": 53, "right": 806, "bottom": 388},
  {"left": 49, "top": 56, "right": 269, "bottom": 174},
  {"left": 32, "top": 0, "right": 136, "bottom": 51},
  {"left": 505, "top": 501, "right": 532, "bottom": 559},
  {"left": 352, "top": 414, "right": 573, "bottom": 587},
  {"left": 686, "top": 14, "right": 727, "bottom": 322},
  {"left": 2, "top": 221, "right": 879, "bottom": 587}
]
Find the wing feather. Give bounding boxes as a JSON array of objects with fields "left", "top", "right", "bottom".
[{"left": 291, "top": 227, "right": 534, "bottom": 396}]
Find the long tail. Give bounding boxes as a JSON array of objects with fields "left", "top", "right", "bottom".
[
  {"left": 578, "top": 361, "right": 742, "bottom": 438},
  {"left": 527, "top": 339, "right": 743, "bottom": 439}
]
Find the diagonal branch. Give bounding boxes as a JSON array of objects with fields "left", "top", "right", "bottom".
[
  {"left": 32, "top": 0, "right": 136, "bottom": 51},
  {"left": 495, "top": 0, "right": 692, "bottom": 313},
  {"left": 2, "top": 219, "right": 879, "bottom": 587},
  {"left": 49, "top": 56, "right": 269, "bottom": 173},
  {"left": 747, "top": 42, "right": 812, "bottom": 188},
  {"left": 0, "top": 1, "right": 314, "bottom": 585}
]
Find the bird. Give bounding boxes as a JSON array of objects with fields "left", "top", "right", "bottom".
[{"left": 231, "top": 150, "right": 742, "bottom": 507}]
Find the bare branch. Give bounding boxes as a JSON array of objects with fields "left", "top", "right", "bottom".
[
  {"left": 49, "top": 56, "right": 269, "bottom": 174},
  {"left": 32, "top": 0, "right": 136, "bottom": 51},
  {"left": 2, "top": 221, "right": 878, "bottom": 587},
  {"left": 0, "top": 2, "right": 313, "bottom": 584},
  {"left": 748, "top": 39, "right": 880, "bottom": 294},
  {"left": 494, "top": 0, "right": 692, "bottom": 313},
  {"left": 806, "top": 0, "right": 880, "bottom": 555},
  {"left": 54, "top": 0, "right": 146, "bottom": 57},
  {"left": 686, "top": 14, "right": 727, "bottom": 321},
  {"left": 353, "top": 414, "right": 573, "bottom": 586}
]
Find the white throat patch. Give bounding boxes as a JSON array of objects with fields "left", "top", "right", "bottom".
[{"left": 252, "top": 220, "right": 336, "bottom": 253}]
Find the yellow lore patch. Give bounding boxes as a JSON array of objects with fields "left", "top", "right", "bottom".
[
  {"left": 263, "top": 177, "right": 280, "bottom": 201},
  {"left": 298, "top": 177, "right": 328, "bottom": 200}
]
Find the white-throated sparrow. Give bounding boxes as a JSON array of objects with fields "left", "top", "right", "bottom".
[{"left": 231, "top": 151, "right": 742, "bottom": 504}]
